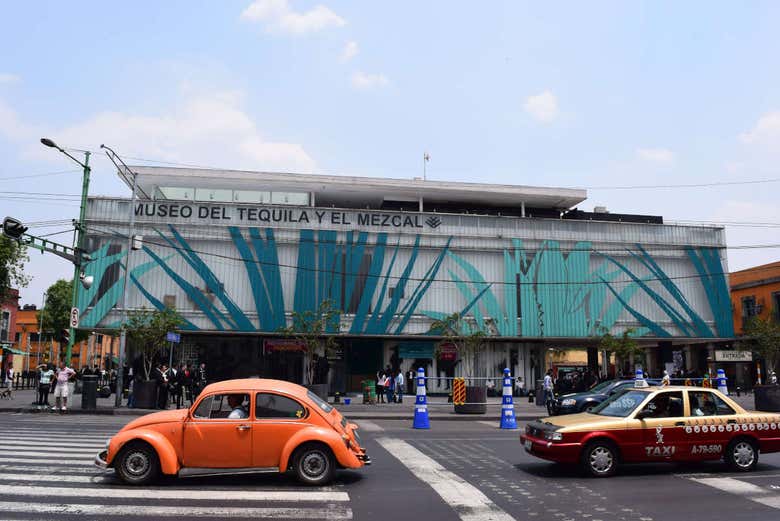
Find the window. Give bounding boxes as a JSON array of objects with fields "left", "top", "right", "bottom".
[
  {"left": 773, "top": 292, "right": 780, "bottom": 322},
  {"left": 255, "top": 393, "right": 307, "bottom": 419},
  {"left": 14, "top": 332, "right": 20, "bottom": 342},
  {"left": 639, "top": 391, "right": 684, "bottom": 418},
  {"left": 29, "top": 332, "right": 40, "bottom": 342},
  {"left": 156, "top": 186, "right": 195, "bottom": 201},
  {"left": 193, "top": 393, "right": 249, "bottom": 419},
  {"left": 195, "top": 188, "right": 233, "bottom": 202},
  {"left": 688, "top": 391, "right": 735, "bottom": 416},
  {"left": 741, "top": 296, "right": 758, "bottom": 328},
  {"left": 271, "top": 192, "right": 309, "bottom": 206},
  {"left": 592, "top": 389, "right": 650, "bottom": 417},
  {"left": 233, "top": 190, "right": 271, "bottom": 203},
  {"left": 0, "top": 311, "right": 9, "bottom": 341},
  {"left": 307, "top": 390, "right": 333, "bottom": 413}
]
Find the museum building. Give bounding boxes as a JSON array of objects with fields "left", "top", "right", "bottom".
[{"left": 80, "top": 166, "right": 735, "bottom": 392}]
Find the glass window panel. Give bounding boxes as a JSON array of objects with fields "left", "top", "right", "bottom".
[
  {"left": 255, "top": 393, "right": 307, "bottom": 419},
  {"left": 195, "top": 188, "right": 233, "bottom": 202},
  {"left": 233, "top": 190, "right": 271, "bottom": 203},
  {"left": 271, "top": 192, "right": 309, "bottom": 205},
  {"left": 158, "top": 187, "right": 195, "bottom": 201}
]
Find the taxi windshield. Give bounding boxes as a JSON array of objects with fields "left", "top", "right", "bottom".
[{"left": 591, "top": 388, "right": 650, "bottom": 417}]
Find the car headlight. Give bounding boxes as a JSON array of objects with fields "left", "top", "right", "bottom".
[
  {"left": 560, "top": 399, "right": 577, "bottom": 407},
  {"left": 544, "top": 431, "right": 563, "bottom": 442}
]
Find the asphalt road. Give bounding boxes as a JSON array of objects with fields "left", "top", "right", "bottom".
[{"left": 0, "top": 413, "right": 779, "bottom": 520}]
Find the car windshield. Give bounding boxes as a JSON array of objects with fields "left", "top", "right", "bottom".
[
  {"left": 591, "top": 389, "right": 650, "bottom": 417},
  {"left": 588, "top": 380, "right": 614, "bottom": 393}
]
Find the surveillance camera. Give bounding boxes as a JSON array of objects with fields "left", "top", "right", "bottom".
[{"left": 80, "top": 273, "right": 94, "bottom": 290}]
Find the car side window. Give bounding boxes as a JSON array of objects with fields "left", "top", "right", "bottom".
[
  {"left": 193, "top": 396, "right": 213, "bottom": 418},
  {"left": 193, "top": 394, "right": 249, "bottom": 419},
  {"left": 640, "top": 391, "right": 684, "bottom": 418},
  {"left": 255, "top": 393, "right": 307, "bottom": 419},
  {"left": 688, "top": 391, "right": 722, "bottom": 417}
]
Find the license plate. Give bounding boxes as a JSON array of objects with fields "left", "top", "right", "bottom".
[{"left": 524, "top": 439, "right": 533, "bottom": 451}]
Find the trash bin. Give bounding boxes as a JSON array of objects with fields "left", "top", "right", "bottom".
[
  {"left": 362, "top": 379, "right": 376, "bottom": 404},
  {"left": 81, "top": 374, "right": 97, "bottom": 410},
  {"left": 535, "top": 379, "right": 545, "bottom": 406}
]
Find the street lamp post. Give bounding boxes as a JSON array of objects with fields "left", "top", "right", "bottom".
[{"left": 40, "top": 138, "right": 91, "bottom": 366}]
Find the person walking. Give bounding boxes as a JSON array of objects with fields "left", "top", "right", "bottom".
[
  {"left": 543, "top": 369, "right": 555, "bottom": 414},
  {"left": 395, "top": 370, "right": 405, "bottom": 404},
  {"left": 153, "top": 364, "right": 168, "bottom": 409},
  {"left": 5, "top": 364, "right": 14, "bottom": 398},
  {"left": 182, "top": 364, "right": 195, "bottom": 405},
  {"left": 375, "top": 368, "right": 386, "bottom": 404},
  {"left": 37, "top": 363, "right": 54, "bottom": 406},
  {"left": 196, "top": 362, "right": 207, "bottom": 397},
  {"left": 385, "top": 371, "right": 395, "bottom": 404},
  {"left": 406, "top": 368, "right": 415, "bottom": 395},
  {"left": 53, "top": 361, "right": 76, "bottom": 412}
]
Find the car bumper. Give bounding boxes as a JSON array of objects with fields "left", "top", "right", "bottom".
[
  {"left": 357, "top": 452, "right": 371, "bottom": 466},
  {"left": 520, "top": 434, "right": 581, "bottom": 464},
  {"left": 94, "top": 450, "right": 108, "bottom": 469}
]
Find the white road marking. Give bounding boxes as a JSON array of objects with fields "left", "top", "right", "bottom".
[
  {"left": 377, "top": 437, "right": 515, "bottom": 521},
  {"left": 0, "top": 457, "right": 92, "bottom": 465},
  {"left": 0, "top": 464, "right": 108, "bottom": 474},
  {"left": 0, "top": 473, "right": 114, "bottom": 484},
  {"left": 478, "top": 421, "right": 499, "bottom": 428},
  {"left": 1, "top": 440, "right": 103, "bottom": 448},
  {"left": 691, "top": 477, "right": 780, "bottom": 509},
  {"left": 0, "top": 448, "right": 97, "bottom": 456},
  {"left": 0, "top": 483, "right": 350, "bottom": 502},
  {"left": 0, "top": 502, "right": 352, "bottom": 519},
  {"left": 1, "top": 432, "right": 110, "bottom": 440},
  {"left": 356, "top": 420, "right": 384, "bottom": 432}
]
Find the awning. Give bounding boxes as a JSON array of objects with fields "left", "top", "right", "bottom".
[
  {"left": 112, "top": 356, "right": 119, "bottom": 363},
  {"left": 2, "top": 347, "right": 29, "bottom": 356}
]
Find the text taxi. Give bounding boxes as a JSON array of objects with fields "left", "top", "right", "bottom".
[
  {"left": 96, "top": 379, "right": 370, "bottom": 485},
  {"left": 520, "top": 385, "right": 780, "bottom": 477}
]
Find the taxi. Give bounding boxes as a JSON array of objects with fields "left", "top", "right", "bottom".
[
  {"left": 96, "top": 379, "right": 370, "bottom": 485},
  {"left": 520, "top": 384, "right": 780, "bottom": 477}
]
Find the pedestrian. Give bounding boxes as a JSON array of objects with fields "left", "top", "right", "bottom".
[
  {"left": 182, "top": 363, "right": 195, "bottom": 405},
  {"left": 153, "top": 364, "right": 168, "bottom": 409},
  {"left": 127, "top": 367, "right": 135, "bottom": 408},
  {"left": 514, "top": 376, "right": 525, "bottom": 397},
  {"left": 196, "top": 362, "right": 207, "bottom": 397},
  {"left": 770, "top": 371, "right": 778, "bottom": 385},
  {"left": 37, "top": 363, "right": 54, "bottom": 406},
  {"left": 5, "top": 364, "right": 14, "bottom": 397},
  {"left": 375, "top": 368, "right": 386, "bottom": 404},
  {"left": 543, "top": 369, "right": 554, "bottom": 404},
  {"left": 395, "top": 370, "right": 404, "bottom": 403},
  {"left": 174, "top": 364, "right": 187, "bottom": 408},
  {"left": 662, "top": 370, "right": 671, "bottom": 386},
  {"left": 406, "top": 368, "right": 415, "bottom": 395},
  {"left": 52, "top": 361, "right": 76, "bottom": 412},
  {"left": 385, "top": 371, "right": 395, "bottom": 404}
]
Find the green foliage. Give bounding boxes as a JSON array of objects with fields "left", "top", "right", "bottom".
[
  {"left": 430, "top": 312, "right": 489, "bottom": 378},
  {"left": 597, "top": 327, "right": 643, "bottom": 373},
  {"left": 124, "top": 306, "right": 185, "bottom": 380},
  {"left": 39, "top": 279, "right": 89, "bottom": 344},
  {"left": 739, "top": 316, "right": 780, "bottom": 374},
  {"left": 277, "top": 299, "right": 339, "bottom": 385},
  {"left": 0, "top": 236, "right": 30, "bottom": 301}
]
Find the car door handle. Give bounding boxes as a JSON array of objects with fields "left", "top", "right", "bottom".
[
  {"left": 675, "top": 421, "right": 685, "bottom": 426},
  {"left": 236, "top": 424, "right": 251, "bottom": 431}
]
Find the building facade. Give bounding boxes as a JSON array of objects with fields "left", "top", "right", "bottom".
[{"left": 79, "top": 167, "right": 734, "bottom": 391}]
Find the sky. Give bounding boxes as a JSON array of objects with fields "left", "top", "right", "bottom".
[{"left": 1, "top": 1, "right": 779, "bottom": 306}]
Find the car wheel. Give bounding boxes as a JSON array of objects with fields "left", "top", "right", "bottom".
[
  {"left": 725, "top": 438, "right": 758, "bottom": 472},
  {"left": 115, "top": 442, "right": 160, "bottom": 486},
  {"left": 293, "top": 444, "right": 336, "bottom": 486},
  {"left": 581, "top": 440, "right": 618, "bottom": 478}
]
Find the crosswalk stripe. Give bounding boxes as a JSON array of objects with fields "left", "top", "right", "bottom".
[
  {"left": 0, "top": 502, "right": 352, "bottom": 519},
  {"left": 0, "top": 483, "right": 350, "bottom": 502},
  {"left": 0, "top": 448, "right": 97, "bottom": 456},
  {"left": 1, "top": 440, "right": 104, "bottom": 448},
  {"left": 1, "top": 432, "right": 111, "bottom": 440},
  {"left": 355, "top": 420, "right": 384, "bottom": 432},
  {"left": 377, "top": 437, "right": 515, "bottom": 521},
  {"left": 0, "top": 473, "right": 114, "bottom": 484},
  {"left": 691, "top": 477, "right": 780, "bottom": 509},
  {"left": 0, "top": 464, "right": 106, "bottom": 474},
  {"left": 0, "top": 457, "right": 92, "bottom": 465}
]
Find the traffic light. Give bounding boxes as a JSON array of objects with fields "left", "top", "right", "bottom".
[
  {"left": 60, "top": 329, "right": 70, "bottom": 345},
  {"left": 2, "top": 217, "right": 28, "bottom": 240}
]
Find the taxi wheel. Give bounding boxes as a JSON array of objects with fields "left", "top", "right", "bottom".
[
  {"left": 293, "top": 444, "right": 336, "bottom": 486},
  {"left": 725, "top": 438, "right": 758, "bottom": 472},
  {"left": 115, "top": 442, "right": 160, "bottom": 486},
  {"left": 581, "top": 440, "right": 618, "bottom": 478}
]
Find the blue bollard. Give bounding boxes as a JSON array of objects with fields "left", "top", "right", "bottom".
[
  {"left": 717, "top": 368, "right": 728, "bottom": 396},
  {"left": 500, "top": 368, "right": 517, "bottom": 430},
  {"left": 413, "top": 367, "right": 430, "bottom": 429}
]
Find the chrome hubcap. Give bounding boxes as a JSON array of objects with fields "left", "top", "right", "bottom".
[
  {"left": 125, "top": 451, "right": 150, "bottom": 476},
  {"left": 590, "top": 447, "right": 613, "bottom": 473},
  {"left": 301, "top": 451, "right": 327, "bottom": 478},
  {"left": 733, "top": 442, "right": 755, "bottom": 468}
]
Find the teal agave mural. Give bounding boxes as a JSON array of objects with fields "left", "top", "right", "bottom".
[{"left": 77, "top": 227, "right": 733, "bottom": 339}]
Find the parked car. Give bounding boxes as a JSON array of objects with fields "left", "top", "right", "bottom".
[
  {"left": 521, "top": 384, "right": 780, "bottom": 477},
  {"left": 552, "top": 379, "right": 660, "bottom": 415},
  {"left": 96, "top": 379, "right": 370, "bottom": 485}
]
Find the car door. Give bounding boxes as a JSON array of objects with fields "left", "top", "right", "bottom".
[
  {"left": 683, "top": 390, "right": 735, "bottom": 460},
  {"left": 636, "top": 390, "right": 687, "bottom": 461},
  {"left": 183, "top": 392, "right": 253, "bottom": 468},
  {"left": 251, "top": 392, "right": 311, "bottom": 469}
]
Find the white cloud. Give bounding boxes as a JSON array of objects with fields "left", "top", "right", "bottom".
[
  {"left": 241, "top": 0, "right": 346, "bottom": 35},
  {"left": 340, "top": 41, "right": 359, "bottom": 62},
  {"left": 739, "top": 111, "right": 780, "bottom": 145},
  {"left": 523, "top": 90, "right": 559, "bottom": 123},
  {"left": 0, "top": 89, "right": 317, "bottom": 172},
  {"left": 636, "top": 147, "right": 674, "bottom": 163},
  {"left": 0, "top": 73, "right": 20, "bottom": 84},
  {"left": 351, "top": 71, "right": 389, "bottom": 90}
]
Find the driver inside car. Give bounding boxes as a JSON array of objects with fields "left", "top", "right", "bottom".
[{"left": 227, "top": 394, "right": 248, "bottom": 419}]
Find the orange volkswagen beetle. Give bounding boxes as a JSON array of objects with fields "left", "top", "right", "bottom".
[{"left": 95, "top": 379, "right": 370, "bottom": 485}]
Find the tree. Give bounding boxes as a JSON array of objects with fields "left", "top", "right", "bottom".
[
  {"left": 739, "top": 316, "right": 780, "bottom": 375},
  {"left": 39, "top": 279, "right": 89, "bottom": 345},
  {"left": 597, "top": 327, "right": 643, "bottom": 377},
  {"left": 124, "top": 306, "right": 185, "bottom": 380},
  {"left": 429, "top": 312, "right": 489, "bottom": 379},
  {"left": 278, "top": 299, "right": 339, "bottom": 385},
  {"left": 0, "top": 236, "right": 30, "bottom": 301}
]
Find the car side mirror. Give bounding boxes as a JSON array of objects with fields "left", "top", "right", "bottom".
[{"left": 636, "top": 409, "right": 653, "bottom": 420}]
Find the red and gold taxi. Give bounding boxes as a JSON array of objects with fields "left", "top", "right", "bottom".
[
  {"left": 520, "top": 385, "right": 780, "bottom": 477},
  {"left": 96, "top": 379, "right": 369, "bottom": 485}
]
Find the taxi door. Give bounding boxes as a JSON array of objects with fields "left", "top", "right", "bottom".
[
  {"left": 636, "top": 390, "right": 688, "bottom": 461},
  {"left": 682, "top": 389, "right": 735, "bottom": 460},
  {"left": 183, "top": 393, "right": 253, "bottom": 468},
  {"left": 251, "top": 392, "right": 310, "bottom": 469}
]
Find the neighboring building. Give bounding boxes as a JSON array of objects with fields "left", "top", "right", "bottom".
[
  {"left": 1, "top": 288, "right": 21, "bottom": 377},
  {"left": 80, "top": 167, "right": 735, "bottom": 391},
  {"left": 729, "top": 260, "right": 780, "bottom": 386}
]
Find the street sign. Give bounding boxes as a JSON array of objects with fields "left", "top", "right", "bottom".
[
  {"left": 69, "top": 307, "right": 80, "bottom": 328},
  {"left": 166, "top": 332, "right": 181, "bottom": 344}
]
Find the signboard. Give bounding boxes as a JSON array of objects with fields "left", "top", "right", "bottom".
[
  {"left": 166, "top": 332, "right": 181, "bottom": 343},
  {"left": 438, "top": 342, "right": 457, "bottom": 361},
  {"left": 264, "top": 339, "right": 306, "bottom": 352},
  {"left": 398, "top": 341, "right": 434, "bottom": 359},
  {"left": 69, "top": 307, "right": 79, "bottom": 328},
  {"left": 714, "top": 350, "right": 753, "bottom": 362}
]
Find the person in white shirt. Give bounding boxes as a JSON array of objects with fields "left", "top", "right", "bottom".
[
  {"left": 227, "top": 394, "right": 248, "bottom": 419},
  {"left": 661, "top": 370, "right": 671, "bottom": 386},
  {"left": 395, "top": 371, "right": 405, "bottom": 403},
  {"left": 53, "top": 362, "right": 76, "bottom": 412}
]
